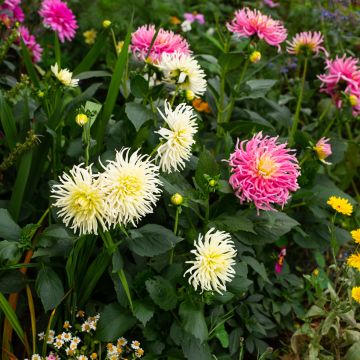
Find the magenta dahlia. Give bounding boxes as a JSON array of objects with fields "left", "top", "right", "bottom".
[
  {"left": 131, "top": 24, "right": 191, "bottom": 63},
  {"left": 0, "top": 0, "right": 24, "bottom": 25},
  {"left": 18, "top": 26, "right": 43, "bottom": 63},
  {"left": 39, "top": 0, "right": 78, "bottom": 43},
  {"left": 226, "top": 7, "right": 287, "bottom": 51},
  {"left": 229, "top": 132, "right": 300, "bottom": 212}
]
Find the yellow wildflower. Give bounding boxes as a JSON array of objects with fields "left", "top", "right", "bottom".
[{"left": 327, "top": 196, "right": 353, "bottom": 216}]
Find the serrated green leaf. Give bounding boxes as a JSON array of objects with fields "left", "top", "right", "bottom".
[
  {"left": 133, "top": 299, "right": 155, "bottom": 326},
  {"left": 146, "top": 276, "right": 177, "bottom": 311}
]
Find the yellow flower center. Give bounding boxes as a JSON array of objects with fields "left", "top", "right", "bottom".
[
  {"left": 69, "top": 187, "right": 101, "bottom": 217},
  {"left": 257, "top": 155, "right": 278, "bottom": 178},
  {"left": 116, "top": 175, "right": 142, "bottom": 198}
]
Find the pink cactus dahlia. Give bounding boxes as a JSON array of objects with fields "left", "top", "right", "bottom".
[
  {"left": 229, "top": 132, "right": 300, "bottom": 212},
  {"left": 0, "top": 0, "right": 24, "bottom": 25},
  {"left": 226, "top": 7, "right": 287, "bottom": 51},
  {"left": 18, "top": 26, "right": 43, "bottom": 63},
  {"left": 287, "top": 31, "right": 328, "bottom": 56},
  {"left": 131, "top": 24, "right": 191, "bottom": 63},
  {"left": 318, "top": 55, "right": 360, "bottom": 114},
  {"left": 39, "top": 0, "right": 78, "bottom": 43}
]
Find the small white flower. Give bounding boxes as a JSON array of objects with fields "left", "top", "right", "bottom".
[
  {"left": 46, "top": 336, "right": 54, "bottom": 345},
  {"left": 184, "top": 228, "right": 237, "bottom": 294},
  {"left": 77, "top": 356, "right": 88, "bottom": 360},
  {"left": 156, "top": 101, "right": 198, "bottom": 173},
  {"left": 51, "top": 164, "right": 108, "bottom": 235},
  {"left": 157, "top": 52, "right": 207, "bottom": 97},
  {"left": 131, "top": 340, "right": 141, "bottom": 349},
  {"left": 61, "top": 332, "right": 72, "bottom": 342},
  {"left": 65, "top": 348, "right": 75, "bottom": 356},
  {"left": 51, "top": 63, "right": 79, "bottom": 87},
  {"left": 117, "top": 337, "right": 127, "bottom": 346},
  {"left": 38, "top": 332, "right": 44, "bottom": 340},
  {"left": 31, "top": 355, "right": 42, "bottom": 360},
  {"left": 53, "top": 338, "right": 64, "bottom": 349},
  {"left": 48, "top": 330, "right": 55, "bottom": 337},
  {"left": 63, "top": 320, "right": 72, "bottom": 329},
  {"left": 72, "top": 336, "right": 81, "bottom": 345},
  {"left": 181, "top": 20, "right": 192, "bottom": 32},
  {"left": 100, "top": 148, "right": 162, "bottom": 227},
  {"left": 81, "top": 321, "right": 92, "bottom": 333},
  {"left": 69, "top": 341, "right": 78, "bottom": 350}
]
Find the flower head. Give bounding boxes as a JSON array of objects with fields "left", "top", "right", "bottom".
[
  {"left": 75, "top": 113, "right": 89, "bottom": 126},
  {"left": 275, "top": 247, "right": 286, "bottom": 274},
  {"left": 51, "top": 164, "right": 108, "bottom": 235},
  {"left": 249, "top": 50, "right": 261, "bottom": 63},
  {"left": 313, "top": 137, "right": 332, "bottom": 163},
  {"left": 18, "top": 26, "right": 43, "bottom": 63},
  {"left": 352, "top": 287, "right": 360, "bottom": 303},
  {"left": 83, "top": 29, "right": 97, "bottom": 45},
  {"left": 226, "top": 7, "right": 287, "bottom": 51},
  {"left": 347, "top": 253, "right": 360, "bottom": 271},
  {"left": 184, "top": 12, "right": 205, "bottom": 25},
  {"left": 131, "top": 24, "right": 190, "bottom": 63},
  {"left": 156, "top": 101, "right": 198, "bottom": 173},
  {"left": 100, "top": 148, "right": 162, "bottom": 227},
  {"left": 287, "top": 31, "right": 328, "bottom": 56},
  {"left": 157, "top": 52, "right": 207, "bottom": 97},
  {"left": 229, "top": 132, "right": 300, "bottom": 212},
  {"left": 51, "top": 63, "right": 79, "bottom": 87},
  {"left": 192, "top": 98, "right": 211, "bottom": 113},
  {"left": 318, "top": 55, "right": 360, "bottom": 115},
  {"left": 327, "top": 196, "right": 353, "bottom": 216},
  {"left": 351, "top": 229, "right": 360, "bottom": 244},
  {"left": 39, "top": 0, "right": 78, "bottom": 43},
  {"left": 263, "top": 0, "right": 279, "bottom": 7},
  {"left": 0, "top": 0, "right": 24, "bottom": 25},
  {"left": 171, "top": 193, "right": 184, "bottom": 206},
  {"left": 102, "top": 20, "right": 111, "bottom": 28},
  {"left": 184, "top": 228, "right": 237, "bottom": 294}
]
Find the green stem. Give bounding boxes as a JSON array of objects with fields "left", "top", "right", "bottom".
[
  {"left": 110, "top": 28, "right": 118, "bottom": 55},
  {"left": 169, "top": 206, "right": 181, "bottom": 265},
  {"left": 322, "top": 110, "right": 338, "bottom": 137},
  {"left": 170, "top": 86, "right": 179, "bottom": 107},
  {"left": 54, "top": 33, "right": 61, "bottom": 68},
  {"left": 149, "top": 142, "right": 162, "bottom": 158},
  {"left": 99, "top": 230, "right": 133, "bottom": 312},
  {"left": 83, "top": 123, "right": 91, "bottom": 167},
  {"left": 290, "top": 57, "right": 308, "bottom": 145}
]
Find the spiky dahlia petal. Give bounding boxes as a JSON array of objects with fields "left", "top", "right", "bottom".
[
  {"left": 156, "top": 101, "right": 198, "bottom": 173},
  {"left": 18, "top": 26, "right": 43, "bottom": 63},
  {"left": 226, "top": 7, "right": 287, "bottom": 51},
  {"left": 39, "top": 0, "right": 78, "bottom": 43},
  {"left": 287, "top": 31, "right": 328, "bottom": 56},
  {"left": 99, "top": 148, "right": 162, "bottom": 227},
  {"left": 184, "top": 228, "right": 237, "bottom": 294},
  {"left": 157, "top": 52, "right": 207, "bottom": 97},
  {"left": 51, "top": 164, "right": 108, "bottom": 235},
  {"left": 131, "top": 24, "right": 190, "bottom": 63},
  {"left": 228, "top": 132, "right": 300, "bottom": 212}
]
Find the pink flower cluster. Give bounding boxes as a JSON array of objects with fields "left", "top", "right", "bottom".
[
  {"left": 39, "top": 0, "right": 78, "bottom": 42},
  {"left": 131, "top": 24, "right": 191, "bottom": 63},
  {"left": 229, "top": 132, "right": 300, "bottom": 212},
  {"left": 18, "top": 26, "right": 43, "bottom": 63},
  {"left": 318, "top": 55, "right": 360, "bottom": 115},
  {"left": 0, "top": 0, "right": 24, "bottom": 27},
  {"left": 226, "top": 7, "right": 287, "bottom": 51}
]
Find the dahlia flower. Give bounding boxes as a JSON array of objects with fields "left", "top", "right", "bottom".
[
  {"left": 156, "top": 101, "right": 198, "bottom": 173},
  {"left": 318, "top": 55, "right": 360, "bottom": 115},
  {"left": 184, "top": 228, "right": 237, "bottom": 294},
  {"left": 39, "top": 0, "right": 78, "bottom": 43},
  {"left": 51, "top": 164, "right": 108, "bottom": 235},
  {"left": 327, "top": 196, "right": 353, "bottom": 216},
  {"left": 226, "top": 7, "right": 287, "bottom": 51},
  {"left": 313, "top": 137, "right": 332, "bottom": 164},
  {"left": 131, "top": 24, "right": 190, "bottom": 63},
  {"left": 51, "top": 63, "right": 79, "bottom": 87},
  {"left": 18, "top": 26, "right": 43, "bottom": 63},
  {"left": 287, "top": 31, "right": 328, "bottom": 56},
  {"left": 157, "top": 52, "right": 207, "bottom": 97},
  {"left": 352, "top": 287, "right": 360, "bottom": 303},
  {"left": 99, "top": 148, "right": 162, "bottom": 227},
  {"left": 228, "top": 132, "right": 300, "bottom": 212},
  {"left": 0, "top": 0, "right": 24, "bottom": 24},
  {"left": 347, "top": 253, "right": 360, "bottom": 271}
]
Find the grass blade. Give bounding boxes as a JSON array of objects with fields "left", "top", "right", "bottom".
[
  {"left": 0, "top": 91, "right": 18, "bottom": 150},
  {"left": 94, "top": 16, "right": 133, "bottom": 153},
  {"left": 74, "top": 29, "right": 110, "bottom": 75},
  {"left": 26, "top": 285, "right": 37, "bottom": 354},
  {"left": 20, "top": 39, "right": 39, "bottom": 87}
]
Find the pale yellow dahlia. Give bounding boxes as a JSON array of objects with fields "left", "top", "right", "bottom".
[
  {"left": 184, "top": 228, "right": 237, "bottom": 294},
  {"left": 51, "top": 164, "right": 108, "bottom": 235}
]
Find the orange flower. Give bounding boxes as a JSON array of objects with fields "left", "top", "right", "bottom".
[
  {"left": 192, "top": 98, "right": 211, "bottom": 113},
  {"left": 170, "top": 16, "right": 181, "bottom": 25}
]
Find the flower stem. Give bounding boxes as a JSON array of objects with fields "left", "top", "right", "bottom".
[
  {"left": 83, "top": 123, "right": 91, "bottom": 167},
  {"left": 54, "top": 33, "right": 61, "bottom": 68},
  {"left": 169, "top": 206, "right": 181, "bottom": 264},
  {"left": 290, "top": 57, "right": 308, "bottom": 146}
]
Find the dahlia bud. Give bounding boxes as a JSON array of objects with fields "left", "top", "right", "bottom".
[
  {"left": 249, "top": 51, "right": 261, "bottom": 64},
  {"left": 312, "top": 268, "right": 319, "bottom": 276},
  {"left": 186, "top": 90, "right": 195, "bottom": 101},
  {"left": 102, "top": 20, "right": 112, "bottom": 28},
  {"left": 209, "top": 179, "right": 217, "bottom": 187},
  {"left": 349, "top": 94, "right": 358, "bottom": 107},
  {"left": 171, "top": 193, "right": 183, "bottom": 206},
  {"left": 38, "top": 90, "right": 44, "bottom": 98},
  {"left": 313, "top": 137, "right": 332, "bottom": 163},
  {"left": 75, "top": 113, "right": 89, "bottom": 127}
]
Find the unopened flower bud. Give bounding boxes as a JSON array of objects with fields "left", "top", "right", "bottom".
[
  {"left": 102, "top": 20, "right": 111, "bottom": 28},
  {"left": 75, "top": 113, "right": 89, "bottom": 126},
  {"left": 38, "top": 91, "right": 44, "bottom": 98},
  {"left": 313, "top": 268, "right": 319, "bottom": 276},
  {"left": 186, "top": 90, "right": 195, "bottom": 101},
  {"left": 249, "top": 51, "right": 261, "bottom": 64},
  {"left": 209, "top": 179, "right": 217, "bottom": 187},
  {"left": 349, "top": 94, "right": 358, "bottom": 107},
  {"left": 171, "top": 193, "right": 183, "bottom": 206},
  {"left": 90, "top": 354, "right": 97, "bottom": 359},
  {"left": 313, "top": 137, "right": 332, "bottom": 163}
]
